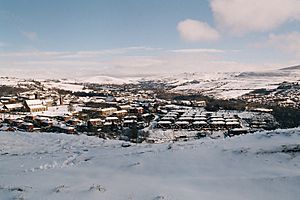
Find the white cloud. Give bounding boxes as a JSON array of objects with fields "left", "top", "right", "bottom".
[
  {"left": 177, "top": 19, "right": 220, "bottom": 42},
  {"left": 0, "top": 46, "right": 162, "bottom": 59},
  {"left": 210, "top": 0, "right": 300, "bottom": 34},
  {"left": 0, "top": 49, "right": 268, "bottom": 78},
  {"left": 171, "top": 48, "right": 224, "bottom": 53},
  {"left": 21, "top": 31, "right": 38, "bottom": 41},
  {"left": 263, "top": 32, "right": 300, "bottom": 57}
]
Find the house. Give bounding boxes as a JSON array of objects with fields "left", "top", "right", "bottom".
[
  {"left": 279, "top": 99, "right": 296, "bottom": 107},
  {"left": 119, "top": 105, "right": 131, "bottom": 111},
  {"left": 53, "top": 124, "right": 75, "bottom": 134},
  {"left": 24, "top": 100, "right": 48, "bottom": 112},
  {"left": 175, "top": 121, "right": 190, "bottom": 129},
  {"left": 123, "top": 120, "right": 137, "bottom": 128},
  {"left": 3, "top": 103, "right": 24, "bottom": 112},
  {"left": 67, "top": 118, "right": 81, "bottom": 126},
  {"left": 192, "top": 121, "right": 207, "bottom": 129},
  {"left": 113, "top": 110, "right": 127, "bottom": 117},
  {"left": 129, "top": 107, "right": 144, "bottom": 114},
  {"left": 124, "top": 115, "right": 137, "bottom": 121},
  {"left": 88, "top": 118, "right": 104, "bottom": 127},
  {"left": 100, "top": 107, "right": 118, "bottom": 117},
  {"left": 20, "top": 122, "right": 34, "bottom": 132},
  {"left": 0, "top": 96, "right": 17, "bottom": 104},
  {"left": 250, "top": 107, "right": 273, "bottom": 113},
  {"left": 157, "top": 121, "right": 172, "bottom": 129},
  {"left": 195, "top": 100, "right": 206, "bottom": 107},
  {"left": 12, "top": 119, "right": 24, "bottom": 127},
  {"left": 225, "top": 121, "right": 240, "bottom": 129},
  {"left": 208, "top": 116, "right": 226, "bottom": 129},
  {"left": 42, "top": 99, "right": 54, "bottom": 107},
  {"left": 227, "top": 128, "right": 249, "bottom": 137},
  {"left": 105, "top": 116, "right": 119, "bottom": 123}
]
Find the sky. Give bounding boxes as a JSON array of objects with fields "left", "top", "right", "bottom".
[{"left": 1, "top": 0, "right": 300, "bottom": 78}]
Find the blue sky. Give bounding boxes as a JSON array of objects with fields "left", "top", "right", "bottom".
[
  {"left": 1, "top": 0, "right": 213, "bottom": 50},
  {"left": 1, "top": 0, "right": 300, "bottom": 77}
]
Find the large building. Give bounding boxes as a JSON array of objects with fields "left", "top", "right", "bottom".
[{"left": 24, "top": 100, "right": 48, "bottom": 112}]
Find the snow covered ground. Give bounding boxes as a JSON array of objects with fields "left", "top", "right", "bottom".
[
  {"left": 77, "top": 75, "right": 141, "bottom": 85},
  {"left": 170, "top": 73, "right": 298, "bottom": 99},
  {"left": 1, "top": 129, "right": 300, "bottom": 200},
  {"left": 1, "top": 69, "right": 300, "bottom": 99}
]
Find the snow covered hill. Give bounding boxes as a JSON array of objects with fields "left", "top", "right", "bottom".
[
  {"left": 165, "top": 70, "right": 300, "bottom": 99},
  {"left": 1, "top": 67, "right": 300, "bottom": 99},
  {"left": 1, "top": 129, "right": 300, "bottom": 200}
]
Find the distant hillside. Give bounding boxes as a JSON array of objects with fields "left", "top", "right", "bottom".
[
  {"left": 237, "top": 71, "right": 288, "bottom": 77},
  {"left": 280, "top": 65, "right": 300, "bottom": 71}
]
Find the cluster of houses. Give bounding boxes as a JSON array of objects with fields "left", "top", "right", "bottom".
[
  {"left": 0, "top": 80, "right": 280, "bottom": 142},
  {"left": 241, "top": 81, "right": 300, "bottom": 109},
  {"left": 0, "top": 88, "right": 65, "bottom": 113},
  {"left": 154, "top": 103, "right": 279, "bottom": 138},
  {"left": 0, "top": 86, "right": 158, "bottom": 141},
  {"left": 155, "top": 105, "right": 249, "bottom": 138},
  {"left": 157, "top": 109, "right": 241, "bottom": 131},
  {"left": 0, "top": 105, "right": 153, "bottom": 137}
]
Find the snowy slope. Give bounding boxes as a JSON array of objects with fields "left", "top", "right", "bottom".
[
  {"left": 169, "top": 70, "right": 300, "bottom": 98},
  {"left": 77, "top": 75, "right": 141, "bottom": 85},
  {"left": 1, "top": 129, "right": 300, "bottom": 200},
  {"left": 1, "top": 69, "right": 299, "bottom": 99}
]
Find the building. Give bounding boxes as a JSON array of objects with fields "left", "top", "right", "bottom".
[
  {"left": 20, "top": 122, "right": 34, "bottom": 132},
  {"left": 100, "top": 107, "right": 118, "bottom": 117},
  {"left": 113, "top": 110, "right": 128, "bottom": 117},
  {"left": 3, "top": 103, "right": 24, "bottom": 112},
  {"left": 88, "top": 118, "right": 104, "bottom": 127},
  {"left": 279, "top": 99, "right": 297, "bottom": 107},
  {"left": 24, "top": 100, "right": 48, "bottom": 112},
  {"left": 195, "top": 100, "right": 206, "bottom": 107}
]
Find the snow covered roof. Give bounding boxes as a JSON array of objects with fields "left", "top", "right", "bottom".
[
  {"left": 194, "top": 117, "right": 207, "bottom": 121},
  {"left": 158, "top": 121, "right": 172, "bottom": 124},
  {"left": 178, "top": 117, "right": 193, "bottom": 121},
  {"left": 209, "top": 117, "right": 224, "bottom": 121},
  {"left": 114, "top": 110, "right": 127, "bottom": 114},
  {"left": 175, "top": 121, "right": 189, "bottom": 125},
  {"left": 210, "top": 121, "right": 226, "bottom": 125},
  {"left": 25, "top": 100, "right": 44, "bottom": 106},
  {"left": 105, "top": 117, "right": 119, "bottom": 120},
  {"left": 4, "top": 103, "right": 23, "bottom": 109},
  {"left": 225, "top": 118, "right": 239, "bottom": 122},
  {"left": 194, "top": 114, "right": 207, "bottom": 118},
  {"left": 22, "top": 122, "right": 33, "bottom": 126},
  {"left": 28, "top": 105, "right": 47, "bottom": 109},
  {"left": 102, "top": 107, "right": 117, "bottom": 111},
  {"left": 123, "top": 120, "right": 136, "bottom": 124},
  {"left": 119, "top": 105, "right": 131, "bottom": 109},
  {"left": 162, "top": 117, "right": 175, "bottom": 121},
  {"left": 124, "top": 116, "right": 137, "bottom": 120},
  {"left": 193, "top": 121, "right": 207, "bottom": 125},
  {"left": 226, "top": 121, "right": 240, "bottom": 125},
  {"left": 89, "top": 118, "right": 103, "bottom": 122}
]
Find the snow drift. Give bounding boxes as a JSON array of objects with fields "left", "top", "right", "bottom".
[{"left": 0, "top": 129, "right": 300, "bottom": 200}]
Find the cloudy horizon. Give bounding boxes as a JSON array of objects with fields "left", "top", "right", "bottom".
[{"left": 1, "top": 0, "right": 300, "bottom": 78}]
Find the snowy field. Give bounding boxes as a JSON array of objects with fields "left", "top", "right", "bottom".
[
  {"left": 0, "top": 129, "right": 300, "bottom": 200},
  {"left": 1, "top": 69, "right": 300, "bottom": 99},
  {"left": 171, "top": 76, "right": 294, "bottom": 99}
]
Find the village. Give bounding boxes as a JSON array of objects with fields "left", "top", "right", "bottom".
[
  {"left": 240, "top": 81, "right": 300, "bottom": 108},
  {"left": 0, "top": 78, "right": 282, "bottom": 143}
]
